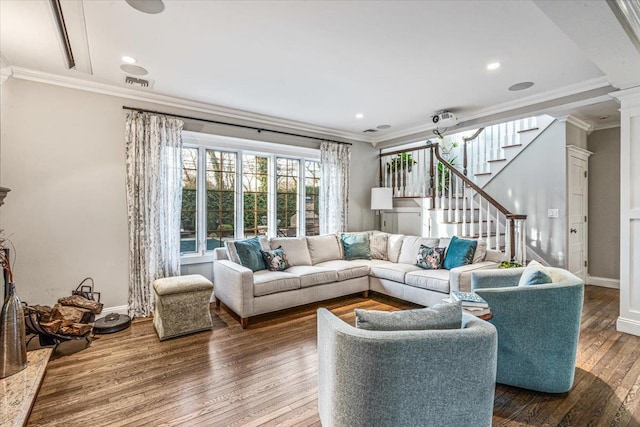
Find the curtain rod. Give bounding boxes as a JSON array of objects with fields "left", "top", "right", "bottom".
[{"left": 122, "top": 106, "right": 352, "bottom": 146}]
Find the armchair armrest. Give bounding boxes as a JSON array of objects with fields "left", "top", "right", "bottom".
[
  {"left": 213, "top": 260, "right": 255, "bottom": 317},
  {"left": 473, "top": 282, "right": 584, "bottom": 392},
  {"left": 449, "top": 261, "right": 500, "bottom": 292},
  {"left": 471, "top": 268, "right": 523, "bottom": 290}
]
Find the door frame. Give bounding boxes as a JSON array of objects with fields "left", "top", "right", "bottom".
[{"left": 566, "top": 145, "right": 592, "bottom": 282}]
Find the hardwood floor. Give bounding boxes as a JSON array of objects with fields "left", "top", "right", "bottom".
[{"left": 26, "top": 286, "right": 640, "bottom": 426}]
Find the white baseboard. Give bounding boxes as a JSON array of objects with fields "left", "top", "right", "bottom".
[
  {"left": 101, "top": 305, "right": 129, "bottom": 315},
  {"left": 587, "top": 275, "right": 620, "bottom": 289},
  {"left": 617, "top": 316, "right": 640, "bottom": 337}
]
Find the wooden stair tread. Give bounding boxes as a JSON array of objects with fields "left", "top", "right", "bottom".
[
  {"left": 501, "top": 143, "right": 522, "bottom": 148},
  {"left": 460, "top": 232, "right": 506, "bottom": 238},
  {"left": 487, "top": 158, "right": 507, "bottom": 163},
  {"left": 517, "top": 127, "right": 539, "bottom": 134},
  {"left": 474, "top": 172, "right": 492, "bottom": 176}
]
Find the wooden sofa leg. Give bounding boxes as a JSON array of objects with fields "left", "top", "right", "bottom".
[
  {"left": 363, "top": 290, "right": 370, "bottom": 298},
  {"left": 215, "top": 296, "right": 221, "bottom": 308},
  {"left": 241, "top": 317, "right": 249, "bottom": 329}
]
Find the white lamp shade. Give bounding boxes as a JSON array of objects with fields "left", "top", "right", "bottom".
[{"left": 371, "top": 187, "right": 393, "bottom": 210}]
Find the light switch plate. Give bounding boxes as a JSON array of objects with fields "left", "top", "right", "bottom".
[{"left": 548, "top": 209, "right": 559, "bottom": 218}]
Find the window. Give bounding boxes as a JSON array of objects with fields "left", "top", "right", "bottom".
[
  {"left": 206, "top": 150, "right": 236, "bottom": 250},
  {"left": 180, "top": 148, "right": 198, "bottom": 254},
  {"left": 276, "top": 158, "right": 299, "bottom": 237},
  {"left": 180, "top": 136, "right": 320, "bottom": 258},
  {"left": 243, "top": 154, "right": 269, "bottom": 238},
  {"left": 305, "top": 160, "right": 320, "bottom": 236}
]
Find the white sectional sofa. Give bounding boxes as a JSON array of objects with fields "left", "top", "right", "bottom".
[{"left": 213, "top": 232, "right": 503, "bottom": 327}]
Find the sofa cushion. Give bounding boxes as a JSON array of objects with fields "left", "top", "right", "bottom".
[
  {"left": 518, "top": 260, "right": 552, "bottom": 286},
  {"left": 260, "top": 247, "right": 290, "bottom": 272},
  {"left": 286, "top": 265, "right": 338, "bottom": 288},
  {"left": 314, "top": 260, "right": 371, "bottom": 281},
  {"left": 405, "top": 269, "right": 451, "bottom": 293},
  {"left": 397, "top": 236, "right": 440, "bottom": 265},
  {"left": 416, "top": 245, "right": 446, "bottom": 269},
  {"left": 269, "top": 237, "right": 312, "bottom": 266},
  {"left": 234, "top": 237, "right": 268, "bottom": 272},
  {"left": 354, "top": 302, "right": 463, "bottom": 331},
  {"left": 307, "top": 234, "right": 343, "bottom": 264},
  {"left": 473, "top": 240, "right": 488, "bottom": 263},
  {"left": 253, "top": 270, "right": 300, "bottom": 296},
  {"left": 370, "top": 263, "right": 422, "bottom": 283},
  {"left": 369, "top": 232, "right": 389, "bottom": 260},
  {"left": 387, "top": 234, "right": 405, "bottom": 263},
  {"left": 443, "top": 236, "right": 477, "bottom": 270},
  {"left": 225, "top": 236, "right": 269, "bottom": 264},
  {"left": 341, "top": 233, "right": 371, "bottom": 260}
]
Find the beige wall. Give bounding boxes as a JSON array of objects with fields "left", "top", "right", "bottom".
[
  {"left": 0, "top": 78, "right": 374, "bottom": 309},
  {"left": 566, "top": 121, "right": 588, "bottom": 150},
  {"left": 587, "top": 127, "right": 620, "bottom": 280}
]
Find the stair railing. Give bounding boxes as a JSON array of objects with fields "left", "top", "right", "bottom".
[
  {"left": 429, "top": 142, "right": 526, "bottom": 261},
  {"left": 378, "top": 143, "right": 527, "bottom": 262}
]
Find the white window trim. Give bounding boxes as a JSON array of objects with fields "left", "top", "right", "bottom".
[{"left": 180, "top": 132, "right": 320, "bottom": 263}]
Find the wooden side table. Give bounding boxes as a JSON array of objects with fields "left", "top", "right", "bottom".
[{"left": 0, "top": 348, "right": 52, "bottom": 427}]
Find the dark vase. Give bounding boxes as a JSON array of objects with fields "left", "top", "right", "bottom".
[{"left": 0, "top": 282, "right": 27, "bottom": 378}]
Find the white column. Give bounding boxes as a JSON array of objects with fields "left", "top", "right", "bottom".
[{"left": 612, "top": 87, "right": 640, "bottom": 337}]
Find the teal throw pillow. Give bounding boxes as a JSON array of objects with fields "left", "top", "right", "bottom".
[
  {"left": 416, "top": 245, "right": 445, "bottom": 269},
  {"left": 443, "top": 236, "right": 477, "bottom": 270},
  {"left": 518, "top": 260, "right": 552, "bottom": 286},
  {"left": 341, "top": 233, "right": 371, "bottom": 261},
  {"left": 260, "top": 247, "right": 290, "bottom": 272},
  {"left": 355, "top": 302, "right": 463, "bottom": 331},
  {"left": 234, "top": 237, "right": 267, "bottom": 272}
]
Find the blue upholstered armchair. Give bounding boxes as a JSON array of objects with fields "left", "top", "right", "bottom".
[
  {"left": 471, "top": 267, "right": 584, "bottom": 393},
  {"left": 317, "top": 309, "right": 497, "bottom": 427}
]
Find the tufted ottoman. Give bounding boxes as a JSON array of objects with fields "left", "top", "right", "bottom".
[{"left": 152, "top": 274, "right": 214, "bottom": 341}]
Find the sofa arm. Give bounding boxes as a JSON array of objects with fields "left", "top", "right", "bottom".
[
  {"left": 213, "top": 260, "right": 255, "bottom": 318},
  {"left": 471, "top": 268, "right": 523, "bottom": 290},
  {"left": 449, "top": 261, "right": 500, "bottom": 292}
]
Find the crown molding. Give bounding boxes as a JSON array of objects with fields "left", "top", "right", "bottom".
[
  {"left": 556, "top": 114, "right": 594, "bottom": 131},
  {"left": 610, "top": 86, "right": 640, "bottom": 103},
  {"left": 10, "top": 67, "right": 371, "bottom": 144},
  {"left": 592, "top": 121, "right": 621, "bottom": 131},
  {"left": 373, "top": 76, "right": 611, "bottom": 144}
]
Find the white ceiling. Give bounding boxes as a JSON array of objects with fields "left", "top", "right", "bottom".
[{"left": 1, "top": 0, "right": 636, "bottom": 144}]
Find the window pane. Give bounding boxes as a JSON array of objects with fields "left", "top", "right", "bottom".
[
  {"left": 243, "top": 154, "right": 269, "bottom": 238},
  {"left": 206, "top": 150, "right": 236, "bottom": 250},
  {"left": 181, "top": 148, "right": 199, "bottom": 254},
  {"left": 305, "top": 160, "right": 321, "bottom": 236},
  {"left": 277, "top": 158, "right": 299, "bottom": 237}
]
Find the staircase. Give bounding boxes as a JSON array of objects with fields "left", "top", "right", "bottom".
[{"left": 378, "top": 115, "right": 555, "bottom": 262}]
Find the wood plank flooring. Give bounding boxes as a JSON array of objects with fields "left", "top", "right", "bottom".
[{"left": 26, "top": 286, "right": 640, "bottom": 426}]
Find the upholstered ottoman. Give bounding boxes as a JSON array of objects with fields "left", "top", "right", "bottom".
[{"left": 153, "top": 274, "right": 214, "bottom": 341}]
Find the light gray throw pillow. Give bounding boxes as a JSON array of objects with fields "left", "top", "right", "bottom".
[{"left": 355, "top": 302, "right": 463, "bottom": 331}]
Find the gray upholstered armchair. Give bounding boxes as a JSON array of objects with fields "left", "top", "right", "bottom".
[
  {"left": 316, "top": 309, "right": 498, "bottom": 427},
  {"left": 471, "top": 267, "right": 584, "bottom": 393}
]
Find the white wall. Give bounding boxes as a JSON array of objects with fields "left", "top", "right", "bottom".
[
  {"left": 0, "top": 78, "right": 373, "bottom": 310},
  {"left": 484, "top": 120, "right": 568, "bottom": 267},
  {"left": 587, "top": 127, "right": 620, "bottom": 281}
]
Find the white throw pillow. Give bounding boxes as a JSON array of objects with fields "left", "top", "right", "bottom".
[
  {"left": 397, "top": 236, "right": 441, "bottom": 265},
  {"left": 269, "top": 237, "right": 312, "bottom": 266},
  {"left": 369, "top": 232, "right": 390, "bottom": 260},
  {"left": 307, "top": 234, "right": 343, "bottom": 264},
  {"left": 473, "top": 240, "right": 487, "bottom": 263},
  {"left": 387, "top": 234, "right": 405, "bottom": 263}
]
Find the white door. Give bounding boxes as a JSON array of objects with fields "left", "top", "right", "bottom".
[{"left": 567, "top": 147, "right": 591, "bottom": 282}]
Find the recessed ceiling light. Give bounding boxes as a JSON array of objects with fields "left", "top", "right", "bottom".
[
  {"left": 508, "top": 81, "right": 535, "bottom": 91},
  {"left": 355, "top": 113, "right": 364, "bottom": 119},
  {"left": 125, "top": 0, "right": 165, "bottom": 14},
  {"left": 598, "top": 115, "right": 611, "bottom": 121},
  {"left": 376, "top": 124, "right": 391, "bottom": 130},
  {"left": 120, "top": 64, "right": 148, "bottom": 76},
  {"left": 122, "top": 56, "right": 137, "bottom": 64},
  {"left": 487, "top": 62, "right": 501, "bottom": 70}
]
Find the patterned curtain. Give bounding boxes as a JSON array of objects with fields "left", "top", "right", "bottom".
[
  {"left": 320, "top": 141, "right": 350, "bottom": 234},
  {"left": 125, "top": 112, "right": 184, "bottom": 317}
]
